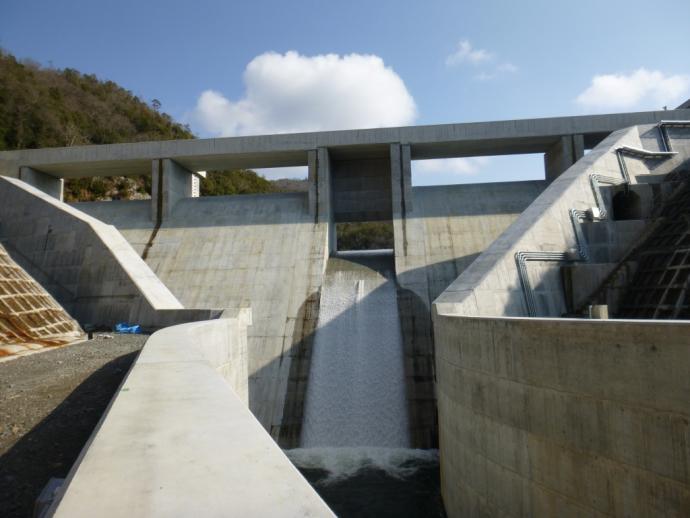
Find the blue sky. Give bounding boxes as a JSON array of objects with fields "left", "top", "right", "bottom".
[{"left": 2, "top": 0, "right": 690, "bottom": 184}]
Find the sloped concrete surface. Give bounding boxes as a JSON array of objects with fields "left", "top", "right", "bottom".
[
  {"left": 49, "top": 312, "right": 334, "bottom": 518},
  {"left": 0, "top": 177, "right": 192, "bottom": 327}
]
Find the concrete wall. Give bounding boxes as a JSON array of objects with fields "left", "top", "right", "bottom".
[
  {"left": 434, "top": 315, "right": 690, "bottom": 517},
  {"left": 544, "top": 134, "right": 584, "bottom": 183},
  {"left": 75, "top": 192, "right": 330, "bottom": 441},
  {"left": 49, "top": 311, "right": 334, "bottom": 517},
  {"left": 0, "top": 176, "right": 217, "bottom": 329},
  {"left": 331, "top": 157, "right": 392, "bottom": 223},
  {"left": 432, "top": 122, "right": 690, "bottom": 517},
  {"left": 151, "top": 158, "right": 195, "bottom": 222},
  {"left": 390, "top": 139, "right": 545, "bottom": 446}
]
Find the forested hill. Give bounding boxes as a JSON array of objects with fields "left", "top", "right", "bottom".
[
  {"left": 0, "top": 50, "right": 194, "bottom": 150},
  {"left": 0, "top": 50, "right": 306, "bottom": 200}
]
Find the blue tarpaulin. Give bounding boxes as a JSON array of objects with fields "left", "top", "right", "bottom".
[{"left": 114, "top": 322, "right": 141, "bottom": 334}]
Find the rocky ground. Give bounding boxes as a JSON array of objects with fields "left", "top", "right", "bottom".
[{"left": 0, "top": 334, "right": 148, "bottom": 517}]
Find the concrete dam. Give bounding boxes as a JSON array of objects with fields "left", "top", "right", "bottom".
[{"left": 1, "top": 108, "right": 689, "bottom": 516}]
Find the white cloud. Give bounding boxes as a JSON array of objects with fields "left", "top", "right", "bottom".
[
  {"left": 446, "top": 40, "right": 517, "bottom": 81},
  {"left": 190, "top": 51, "right": 417, "bottom": 137},
  {"left": 575, "top": 68, "right": 690, "bottom": 111},
  {"left": 414, "top": 157, "right": 490, "bottom": 176},
  {"left": 446, "top": 40, "right": 492, "bottom": 66}
]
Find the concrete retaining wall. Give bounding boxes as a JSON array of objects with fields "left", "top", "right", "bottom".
[
  {"left": 0, "top": 176, "right": 218, "bottom": 329},
  {"left": 434, "top": 314, "right": 690, "bottom": 517},
  {"left": 49, "top": 310, "right": 334, "bottom": 517}
]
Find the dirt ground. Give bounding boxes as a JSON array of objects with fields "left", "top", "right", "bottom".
[{"left": 0, "top": 334, "right": 148, "bottom": 517}]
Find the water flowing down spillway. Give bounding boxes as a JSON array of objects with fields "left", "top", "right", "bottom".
[
  {"left": 301, "top": 251, "right": 410, "bottom": 448},
  {"left": 292, "top": 252, "right": 445, "bottom": 517}
]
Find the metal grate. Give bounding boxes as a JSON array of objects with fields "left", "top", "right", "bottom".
[{"left": 618, "top": 178, "right": 690, "bottom": 319}]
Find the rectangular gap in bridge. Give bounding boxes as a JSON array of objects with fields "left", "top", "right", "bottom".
[
  {"left": 199, "top": 165, "right": 308, "bottom": 196},
  {"left": 335, "top": 220, "right": 394, "bottom": 251},
  {"left": 64, "top": 174, "right": 153, "bottom": 202},
  {"left": 411, "top": 153, "right": 545, "bottom": 186}
]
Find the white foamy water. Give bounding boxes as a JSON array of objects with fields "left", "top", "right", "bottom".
[
  {"left": 286, "top": 447, "right": 439, "bottom": 484},
  {"left": 300, "top": 254, "right": 410, "bottom": 448}
]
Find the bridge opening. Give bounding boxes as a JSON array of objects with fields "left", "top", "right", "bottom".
[
  {"left": 335, "top": 220, "right": 394, "bottom": 251},
  {"left": 411, "top": 153, "right": 545, "bottom": 186},
  {"left": 64, "top": 174, "right": 152, "bottom": 202},
  {"left": 199, "top": 166, "right": 308, "bottom": 196}
]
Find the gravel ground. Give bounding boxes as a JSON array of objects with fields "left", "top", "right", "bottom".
[{"left": 0, "top": 334, "right": 149, "bottom": 517}]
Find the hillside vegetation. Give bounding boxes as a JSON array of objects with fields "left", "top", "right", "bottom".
[{"left": 0, "top": 50, "right": 306, "bottom": 200}]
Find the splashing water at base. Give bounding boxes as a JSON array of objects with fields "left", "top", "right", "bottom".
[
  {"left": 286, "top": 447, "right": 446, "bottom": 518},
  {"left": 287, "top": 447, "right": 438, "bottom": 484}
]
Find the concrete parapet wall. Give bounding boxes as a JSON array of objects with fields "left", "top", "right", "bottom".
[
  {"left": 0, "top": 176, "right": 207, "bottom": 328},
  {"left": 49, "top": 312, "right": 334, "bottom": 517},
  {"left": 433, "top": 314, "right": 690, "bottom": 517}
]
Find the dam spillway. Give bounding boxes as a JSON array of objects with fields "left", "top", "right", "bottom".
[
  {"left": 3, "top": 111, "right": 689, "bottom": 516},
  {"left": 301, "top": 252, "right": 409, "bottom": 448}
]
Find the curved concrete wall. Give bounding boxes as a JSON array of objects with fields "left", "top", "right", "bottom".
[
  {"left": 49, "top": 311, "right": 334, "bottom": 517},
  {"left": 434, "top": 315, "right": 690, "bottom": 517}
]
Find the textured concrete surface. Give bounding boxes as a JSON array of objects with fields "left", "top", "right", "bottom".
[
  {"left": 434, "top": 315, "right": 690, "bottom": 517},
  {"left": 151, "top": 158, "right": 196, "bottom": 222},
  {"left": 544, "top": 134, "right": 584, "bottom": 183},
  {"left": 0, "top": 177, "right": 221, "bottom": 330},
  {"left": 0, "top": 177, "right": 185, "bottom": 325},
  {"left": 391, "top": 144, "right": 545, "bottom": 446},
  {"left": 49, "top": 313, "right": 334, "bottom": 517}
]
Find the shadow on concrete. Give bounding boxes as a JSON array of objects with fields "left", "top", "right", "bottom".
[
  {"left": 410, "top": 181, "right": 545, "bottom": 218},
  {"left": 74, "top": 192, "right": 312, "bottom": 230},
  {"left": 0, "top": 352, "right": 138, "bottom": 518}
]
